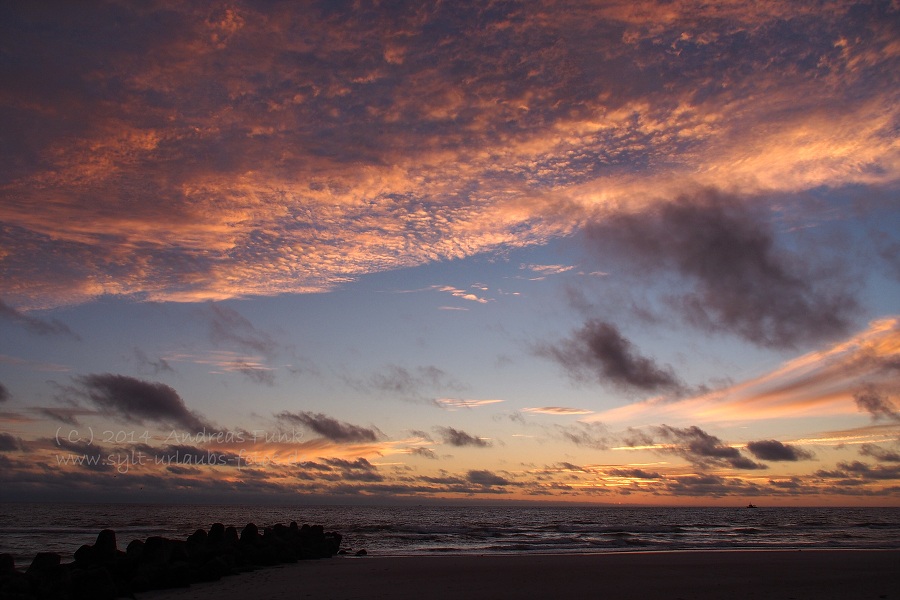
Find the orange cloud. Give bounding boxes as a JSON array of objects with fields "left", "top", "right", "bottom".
[
  {"left": 588, "top": 318, "right": 900, "bottom": 425},
  {"left": 2, "top": 2, "right": 897, "bottom": 309}
]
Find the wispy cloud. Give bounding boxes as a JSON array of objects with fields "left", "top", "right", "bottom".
[
  {"left": 431, "top": 285, "right": 491, "bottom": 304},
  {"left": 522, "top": 406, "right": 593, "bottom": 415},
  {"left": 434, "top": 398, "right": 504, "bottom": 410},
  {"left": 587, "top": 318, "right": 900, "bottom": 425},
  {"left": 0, "top": 300, "right": 79, "bottom": 339}
]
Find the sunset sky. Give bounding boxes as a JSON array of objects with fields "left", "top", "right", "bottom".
[{"left": 1, "top": 0, "right": 899, "bottom": 506}]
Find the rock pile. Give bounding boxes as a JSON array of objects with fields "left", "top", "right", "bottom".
[{"left": 0, "top": 521, "right": 342, "bottom": 599}]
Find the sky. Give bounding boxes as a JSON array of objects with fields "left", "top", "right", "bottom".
[{"left": 1, "top": 0, "right": 899, "bottom": 506}]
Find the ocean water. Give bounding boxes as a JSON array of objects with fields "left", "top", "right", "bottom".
[{"left": 1, "top": 503, "right": 898, "bottom": 564}]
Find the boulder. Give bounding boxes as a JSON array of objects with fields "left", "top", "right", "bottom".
[
  {"left": 240, "top": 523, "right": 259, "bottom": 545},
  {"left": 208, "top": 522, "right": 226, "bottom": 545},
  {"left": 0, "top": 553, "right": 14, "bottom": 575},
  {"left": 93, "top": 529, "right": 118, "bottom": 560},
  {"left": 26, "top": 551, "right": 61, "bottom": 576}
]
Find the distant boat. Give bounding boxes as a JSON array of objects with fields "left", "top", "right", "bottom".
[{"left": 746, "top": 503, "right": 757, "bottom": 508}]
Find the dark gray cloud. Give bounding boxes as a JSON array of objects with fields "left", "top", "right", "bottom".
[
  {"left": 0, "top": 382, "right": 8, "bottom": 403},
  {"left": 296, "top": 457, "right": 383, "bottom": 482},
  {"left": 664, "top": 474, "right": 754, "bottom": 497},
  {"left": 654, "top": 425, "right": 767, "bottom": 470},
  {"left": 584, "top": 191, "right": 859, "bottom": 349},
  {"left": 0, "top": 433, "right": 24, "bottom": 452},
  {"left": 34, "top": 406, "right": 95, "bottom": 426},
  {"left": 436, "top": 426, "right": 491, "bottom": 448},
  {"left": 746, "top": 439, "right": 814, "bottom": 462},
  {"left": 535, "top": 320, "right": 682, "bottom": 392},
  {"left": 207, "top": 303, "right": 278, "bottom": 358},
  {"left": 466, "top": 469, "right": 510, "bottom": 487},
  {"left": 0, "top": 299, "right": 79, "bottom": 339},
  {"left": 816, "top": 461, "right": 900, "bottom": 481},
  {"left": 74, "top": 373, "right": 211, "bottom": 431},
  {"left": 606, "top": 467, "right": 662, "bottom": 480},
  {"left": 358, "top": 364, "right": 464, "bottom": 401},
  {"left": 132, "top": 443, "right": 245, "bottom": 468},
  {"left": 554, "top": 422, "right": 610, "bottom": 450},
  {"left": 133, "top": 349, "right": 175, "bottom": 376},
  {"left": 276, "top": 411, "right": 381, "bottom": 443},
  {"left": 874, "top": 231, "right": 900, "bottom": 281},
  {"left": 408, "top": 447, "right": 438, "bottom": 459},
  {"left": 854, "top": 388, "right": 900, "bottom": 422},
  {"left": 859, "top": 444, "right": 900, "bottom": 463}
]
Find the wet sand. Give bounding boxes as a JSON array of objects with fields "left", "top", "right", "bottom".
[{"left": 139, "top": 549, "right": 900, "bottom": 600}]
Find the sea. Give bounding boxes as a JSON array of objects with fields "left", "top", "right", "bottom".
[{"left": 1, "top": 503, "right": 898, "bottom": 564}]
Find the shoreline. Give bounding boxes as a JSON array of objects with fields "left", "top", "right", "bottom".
[{"left": 139, "top": 549, "right": 900, "bottom": 600}]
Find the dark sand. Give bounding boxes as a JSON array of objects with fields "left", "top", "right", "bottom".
[{"left": 139, "top": 550, "right": 900, "bottom": 600}]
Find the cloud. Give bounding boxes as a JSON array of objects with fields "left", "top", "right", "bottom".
[
  {"left": 584, "top": 192, "right": 860, "bottom": 349},
  {"left": 407, "top": 447, "right": 438, "bottom": 460},
  {"left": 554, "top": 422, "right": 610, "bottom": 450},
  {"left": 0, "top": 382, "right": 8, "bottom": 403},
  {"left": 2, "top": 2, "right": 896, "bottom": 309},
  {"left": 0, "top": 433, "right": 24, "bottom": 452},
  {"left": 206, "top": 303, "right": 278, "bottom": 357},
  {"left": 535, "top": 319, "right": 682, "bottom": 392},
  {"left": 133, "top": 349, "right": 175, "bottom": 376},
  {"left": 73, "top": 374, "right": 212, "bottom": 431},
  {"left": 522, "top": 406, "right": 593, "bottom": 415},
  {"left": 431, "top": 285, "right": 491, "bottom": 304},
  {"left": 816, "top": 461, "right": 900, "bottom": 481},
  {"left": 859, "top": 444, "right": 900, "bottom": 463},
  {"left": 276, "top": 411, "right": 381, "bottom": 443},
  {"left": 297, "top": 457, "right": 383, "bottom": 482},
  {"left": 854, "top": 388, "right": 900, "bottom": 422},
  {"left": 746, "top": 440, "right": 814, "bottom": 462},
  {"left": 34, "top": 406, "right": 97, "bottom": 426},
  {"left": 435, "top": 398, "right": 504, "bottom": 410},
  {"left": 436, "top": 426, "right": 492, "bottom": 448},
  {"left": 163, "top": 350, "right": 275, "bottom": 385},
  {"left": 0, "top": 300, "right": 79, "bottom": 339},
  {"left": 654, "top": 425, "right": 766, "bottom": 470},
  {"left": 358, "top": 364, "right": 464, "bottom": 400},
  {"left": 466, "top": 469, "right": 510, "bottom": 487},
  {"left": 588, "top": 318, "right": 900, "bottom": 425}
]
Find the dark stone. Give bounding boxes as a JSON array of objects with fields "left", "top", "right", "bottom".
[
  {"left": 240, "top": 523, "right": 259, "bottom": 545},
  {"left": 26, "top": 553, "right": 70, "bottom": 599},
  {"left": 0, "top": 552, "right": 14, "bottom": 574},
  {"left": 208, "top": 522, "right": 226, "bottom": 545},
  {"left": 187, "top": 528, "right": 208, "bottom": 546},
  {"left": 74, "top": 543, "right": 96, "bottom": 565},
  {"left": 355, "top": 549, "right": 368, "bottom": 556},
  {"left": 26, "top": 551, "right": 61, "bottom": 576},
  {"left": 93, "top": 529, "right": 118, "bottom": 559},
  {"left": 141, "top": 536, "right": 171, "bottom": 566},
  {"left": 224, "top": 526, "right": 240, "bottom": 546},
  {"left": 126, "top": 538, "right": 144, "bottom": 563}
]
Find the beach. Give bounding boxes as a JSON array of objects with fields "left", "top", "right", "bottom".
[{"left": 139, "top": 550, "right": 900, "bottom": 600}]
